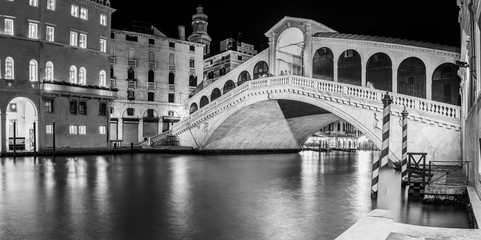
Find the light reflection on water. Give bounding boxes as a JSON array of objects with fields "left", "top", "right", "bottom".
[{"left": 0, "top": 152, "right": 469, "bottom": 240}]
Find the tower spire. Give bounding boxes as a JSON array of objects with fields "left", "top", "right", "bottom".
[{"left": 188, "top": 4, "right": 212, "bottom": 57}]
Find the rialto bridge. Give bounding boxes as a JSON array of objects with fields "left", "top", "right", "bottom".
[{"left": 153, "top": 16, "right": 462, "bottom": 164}]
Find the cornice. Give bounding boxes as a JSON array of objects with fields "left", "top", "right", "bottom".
[
  {"left": 112, "top": 29, "right": 205, "bottom": 47},
  {"left": 73, "top": 0, "right": 116, "bottom": 14}
]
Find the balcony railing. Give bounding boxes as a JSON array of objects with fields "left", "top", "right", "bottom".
[
  {"left": 127, "top": 80, "right": 137, "bottom": 89},
  {"left": 149, "top": 61, "right": 156, "bottom": 70},
  {"left": 109, "top": 56, "right": 116, "bottom": 64},
  {"left": 148, "top": 82, "right": 156, "bottom": 91},
  {"left": 128, "top": 59, "right": 137, "bottom": 68},
  {"left": 42, "top": 81, "right": 117, "bottom": 99}
]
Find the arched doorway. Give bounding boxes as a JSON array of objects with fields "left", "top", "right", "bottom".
[
  {"left": 276, "top": 27, "right": 305, "bottom": 76},
  {"left": 432, "top": 63, "right": 461, "bottom": 105},
  {"left": 398, "top": 57, "right": 426, "bottom": 98},
  {"left": 190, "top": 103, "right": 198, "bottom": 114},
  {"left": 338, "top": 49, "right": 361, "bottom": 86},
  {"left": 253, "top": 61, "right": 269, "bottom": 79},
  {"left": 211, "top": 88, "right": 222, "bottom": 101},
  {"left": 366, "top": 53, "right": 392, "bottom": 91},
  {"left": 223, "top": 80, "right": 236, "bottom": 94},
  {"left": 6, "top": 97, "right": 38, "bottom": 151},
  {"left": 200, "top": 96, "right": 209, "bottom": 108},
  {"left": 313, "top": 47, "right": 334, "bottom": 81},
  {"left": 238, "top": 71, "right": 251, "bottom": 86}
]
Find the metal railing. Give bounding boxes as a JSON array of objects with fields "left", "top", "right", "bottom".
[{"left": 428, "top": 161, "right": 471, "bottom": 185}]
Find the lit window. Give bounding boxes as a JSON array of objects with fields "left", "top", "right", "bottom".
[
  {"left": 80, "top": 8, "right": 88, "bottom": 20},
  {"left": 46, "top": 125, "right": 53, "bottom": 134},
  {"left": 29, "top": 0, "right": 38, "bottom": 7},
  {"left": 70, "top": 31, "right": 78, "bottom": 47},
  {"left": 100, "top": 14, "right": 107, "bottom": 26},
  {"left": 79, "top": 126, "right": 86, "bottom": 135},
  {"left": 71, "top": 5, "right": 79, "bottom": 17},
  {"left": 79, "top": 33, "right": 87, "bottom": 48},
  {"left": 99, "top": 126, "right": 106, "bottom": 135},
  {"left": 100, "top": 38, "right": 107, "bottom": 52},
  {"left": 4, "top": 19, "right": 14, "bottom": 35},
  {"left": 78, "top": 67, "right": 86, "bottom": 85},
  {"left": 99, "top": 70, "right": 106, "bottom": 87},
  {"left": 47, "top": 0, "right": 55, "bottom": 11},
  {"left": 45, "top": 99, "right": 54, "bottom": 113},
  {"left": 5, "top": 57, "right": 14, "bottom": 79},
  {"left": 28, "top": 22, "right": 38, "bottom": 39},
  {"left": 46, "top": 61, "right": 54, "bottom": 81},
  {"left": 69, "top": 66, "right": 77, "bottom": 84},
  {"left": 69, "top": 125, "right": 78, "bottom": 135},
  {"left": 46, "top": 26, "right": 54, "bottom": 42},
  {"left": 29, "top": 60, "right": 38, "bottom": 82}
]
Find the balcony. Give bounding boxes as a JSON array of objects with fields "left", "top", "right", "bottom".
[
  {"left": 109, "top": 56, "right": 116, "bottom": 64},
  {"left": 128, "top": 59, "right": 137, "bottom": 68},
  {"left": 127, "top": 80, "right": 137, "bottom": 89},
  {"left": 149, "top": 61, "right": 156, "bottom": 70},
  {"left": 169, "top": 65, "right": 175, "bottom": 71},
  {"left": 169, "top": 84, "right": 175, "bottom": 92},
  {"left": 148, "top": 82, "right": 156, "bottom": 91},
  {"left": 42, "top": 81, "right": 118, "bottom": 99}
]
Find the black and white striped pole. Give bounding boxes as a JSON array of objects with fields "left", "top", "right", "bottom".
[
  {"left": 401, "top": 107, "right": 409, "bottom": 185},
  {"left": 372, "top": 91, "right": 393, "bottom": 199}
]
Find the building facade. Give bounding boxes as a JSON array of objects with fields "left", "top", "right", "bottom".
[
  {"left": 110, "top": 25, "right": 204, "bottom": 144},
  {"left": 220, "top": 38, "right": 258, "bottom": 56},
  {"left": 0, "top": 0, "right": 116, "bottom": 152}
]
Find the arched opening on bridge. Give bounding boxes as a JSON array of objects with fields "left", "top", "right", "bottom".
[
  {"left": 211, "top": 88, "right": 222, "bottom": 101},
  {"left": 253, "top": 61, "right": 269, "bottom": 79},
  {"left": 398, "top": 57, "right": 426, "bottom": 99},
  {"left": 432, "top": 63, "right": 461, "bottom": 105},
  {"left": 312, "top": 47, "right": 334, "bottom": 81},
  {"left": 366, "top": 53, "right": 392, "bottom": 91},
  {"left": 238, "top": 71, "right": 251, "bottom": 86},
  {"left": 276, "top": 27, "right": 304, "bottom": 76},
  {"left": 200, "top": 96, "right": 209, "bottom": 108},
  {"left": 338, "top": 49, "right": 361, "bottom": 86},
  {"left": 190, "top": 103, "right": 198, "bottom": 114},
  {"left": 223, "top": 80, "right": 236, "bottom": 94},
  {"left": 5, "top": 97, "right": 38, "bottom": 151}
]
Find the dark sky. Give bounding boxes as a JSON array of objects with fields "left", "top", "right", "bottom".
[{"left": 110, "top": 0, "right": 460, "bottom": 55}]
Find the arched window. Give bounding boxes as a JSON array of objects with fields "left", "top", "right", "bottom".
[
  {"left": 432, "top": 63, "right": 461, "bottom": 105},
  {"left": 223, "top": 80, "right": 235, "bottom": 94},
  {"left": 99, "top": 70, "right": 106, "bottom": 87},
  {"left": 148, "top": 51, "right": 155, "bottom": 62},
  {"left": 169, "top": 54, "right": 175, "bottom": 65},
  {"left": 211, "top": 88, "right": 221, "bottom": 101},
  {"left": 220, "top": 67, "right": 226, "bottom": 76},
  {"left": 338, "top": 49, "right": 361, "bottom": 86},
  {"left": 366, "top": 53, "right": 392, "bottom": 91},
  {"left": 78, "top": 67, "right": 86, "bottom": 85},
  {"left": 29, "top": 60, "right": 38, "bottom": 82},
  {"left": 69, "top": 65, "right": 77, "bottom": 84},
  {"left": 110, "top": 65, "right": 114, "bottom": 78},
  {"left": 253, "top": 61, "right": 269, "bottom": 79},
  {"left": 237, "top": 70, "right": 251, "bottom": 85},
  {"left": 127, "top": 67, "right": 135, "bottom": 80},
  {"left": 189, "top": 75, "right": 197, "bottom": 87},
  {"left": 5, "top": 57, "right": 14, "bottom": 79},
  {"left": 46, "top": 61, "right": 54, "bottom": 81},
  {"left": 398, "top": 57, "right": 426, "bottom": 98},
  {"left": 312, "top": 47, "right": 334, "bottom": 80},
  {"left": 190, "top": 103, "right": 198, "bottom": 114},
  {"left": 148, "top": 69, "right": 154, "bottom": 82},
  {"left": 169, "top": 72, "right": 175, "bottom": 84},
  {"left": 208, "top": 71, "right": 214, "bottom": 79},
  {"left": 189, "top": 58, "right": 195, "bottom": 68},
  {"left": 200, "top": 96, "right": 209, "bottom": 108}
]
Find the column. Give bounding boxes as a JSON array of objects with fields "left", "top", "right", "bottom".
[{"left": 1, "top": 111, "right": 5, "bottom": 153}]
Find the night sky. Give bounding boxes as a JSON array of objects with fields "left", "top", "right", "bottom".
[{"left": 110, "top": 0, "right": 460, "bottom": 55}]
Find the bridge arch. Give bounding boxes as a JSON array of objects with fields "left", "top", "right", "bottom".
[
  {"left": 211, "top": 88, "right": 222, "bottom": 101},
  {"left": 312, "top": 47, "right": 334, "bottom": 81},
  {"left": 253, "top": 61, "right": 269, "bottom": 79},
  {"left": 223, "top": 80, "right": 236, "bottom": 94},
  {"left": 432, "top": 63, "right": 461, "bottom": 106},
  {"left": 366, "top": 52, "right": 392, "bottom": 91},
  {"left": 238, "top": 70, "right": 251, "bottom": 86},
  {"left": 338, "top": 49, "right": 362, "bottom": 86},
  {"left": 398, "top": 57, "right": 426, "bottom": 99},
  {"left": 190, "top": 103, "right": 198, "bottom": 114},
  {"left": 276, "top": 27, "right": 305, "bottom": 76},
  {"left": 200, "top": 96, "right": 209, "bottom": 109}
]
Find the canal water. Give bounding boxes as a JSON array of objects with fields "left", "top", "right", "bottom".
[{"left": 0, "top": 151, "right": 469, "bottom": 239}]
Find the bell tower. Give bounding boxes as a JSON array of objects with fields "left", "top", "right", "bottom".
[{"left": 188, "top": 5, "right": 212, "bottom": 57}]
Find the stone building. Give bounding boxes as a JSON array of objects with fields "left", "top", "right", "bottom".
[
  {"left": 109, "top": 23, "right": 204, "bottom": 144},
  {"left": 220, "top": 38, "right": 258, "bottom": 56},
  {"left": 0, "top": 0, "right": 116, "bottom": 152}
]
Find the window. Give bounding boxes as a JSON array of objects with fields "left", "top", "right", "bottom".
[
  {"left": 189, "top": 75, "right": 197, "bottom": 87},
  {"left": 100, "top": 38, "right": 107, "bottom": 52},
  {"left": 100, "top": 14, "right": 107, "bottom": 26},
  {"left": 169, "top": 54, "right": 175, "bottom": 65},
  {"left": 45, "top": 99, "right": 54, "bottom": 113},
  {"left": 69, "top": 125, "right": 78, "bottom": 135},
  {"left": 99, "top": 103, "right": 107, "bottom": 116},
  {"left": 69, "top": 66, "right": 77, "bottom": 83},
  {"left": 69, "top": 101, "right": 77, "bottom": 114},
  {"left": 47, "top": 0, "right": 55, "bottom": 11},
  {"left": 148, "top": 92, "right": 154, "bottom": 101},
  {"left": 126, "top": 35, "right": 138, "bottom": 42},
  {"left": 5, "top": 57, "right": 14, "bottom": 79},
  {"left": 190, "top": 45, "right": 195, "bottom": 51},
  {"left": 70, "top": 31, "right": 78, "bottom": 47},
  {"left": 29, "top": 60, "right": 38, "bottom": 82},
  {"left": 169, "top": 72, "right": 175, "bottom": 84},
  {"left": 78, "top": 102, "right": 87, "bottom": 115},
  {"left": 80, "top": 8, "right": 88, "bottom": 20},
  {"left": 28, "top": 22, "right": 38, "bottom": 39},
  {"left": 127, "top": 90, "right": 135, "bottom": 100},
  {"left": 46, "top": 26, "right": 54, "bottom": 42},
  {"left": 46, "top": 125, "right": 53, "bottom": 134},
  {"left": 189, "top": 58, "right": 195, "bottom": 68},
  {"left": 99, "top": 126, "right": 106, "bottom": 135},
  {"left": 238, "top": 55, "right": 243, "bottom": 61},
  {"left": 4, "top": 19, "right": 14, "bottom": 35},
  {"left": 169, "top": 42, "right": 175, "bottom": 48},
  {"left": 29, "top": 0, "right": 38, "bottom": 7},
  {"left": 149, "top": 39, "right": 155, "bottom": 45},
  {"left": 71, "top": 5, "right": 79, "bottom": 17},
  {"left": 168, "top": 93, "right": 175, "bottom": 103},
  {"left": 127, "top": 68, "right": 135, "bottom": 80},
  {"left": 99, "top": 70, "right": 106, "bottom": 87},
  {"left": 147, "top": 109, "right": 155, "bottom": 118},
  {"left": 148, "top": 51, "right": 155, "bottom": 62},
  {"left": 78, "top": 67, "right": 86, "bottom": 85},
  {"left": 148, "top": 70, "right": 154, "bottom": 82},
  {"left": 79, "top": 33, "right": 87, "bottom": 48},
  {"left": 45, "top": 61, "right": 54, "bottom": 81},
  {"left": 79, "top": 126, "right": 86, "bottom": 135},
  {"left": 127, "top": 108, "right": 134, "bottom": 116}
]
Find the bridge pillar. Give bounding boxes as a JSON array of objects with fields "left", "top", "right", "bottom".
[
  {"left": 333, "top": 58, "right": 339, "bottom": 82},
  {"left": 361, "top": 59, "right": 366, "bottom": 87},
  {"left": 392, "top": 61, "right": 399, "bottom": 94}
]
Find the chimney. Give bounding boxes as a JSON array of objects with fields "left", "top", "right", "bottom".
[{"left": 178, "top": 25, "right": 185, "bottom": 41}]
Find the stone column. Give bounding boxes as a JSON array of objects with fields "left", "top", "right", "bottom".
[
  {"left": 1, "top": 111, "right": 5, "bottom": 153},
  {"left": 333, "top": 54, "right": 339, "bottom": 82},
  {"left": 138, "top": 118, "right": 143, "bottom": 143},
  {"left": 361, "top": 58, "right": 367, "bottom": 87},
  {"left": 303, "top": 22, "right": 313, "bottom": 78},
  {"left": 268, "top": 33, "right": 276, "bottom": 76}
]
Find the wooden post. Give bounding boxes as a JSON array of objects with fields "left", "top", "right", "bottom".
[
  {"left": 13, "top": 121, "right": 16, "bottom": 158},
  {"left": 52, "top": 121, "right": 56, "bottom": 158},
  {"left": 401, "top": 107, "right": 408, "bottom": 185},
  {"left": 33, "top": 121, "right": 37, "bottom": 157}
]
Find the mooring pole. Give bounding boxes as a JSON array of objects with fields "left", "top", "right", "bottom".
[
  {"left": 372, "top": 91, "right": 393, "bottom": 199},
  {"left": 401, "top": 107, "right": 409, "bottom": 186},
  {"left": 52, "top": 121, "right": 56, "bottom": 158},
  {"left": 33, "top": 121, "right": 37, "bottom": 157},
  {"left": 13, "top": 121, "right": 16, "bottom": 158}
]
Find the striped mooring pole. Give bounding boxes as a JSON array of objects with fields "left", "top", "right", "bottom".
[
  {"left": 371, "top": 91, "right": 393, "bottom": 199},
  {"left": 401, "top": 107, "right": 409, "bottom": 185}
]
